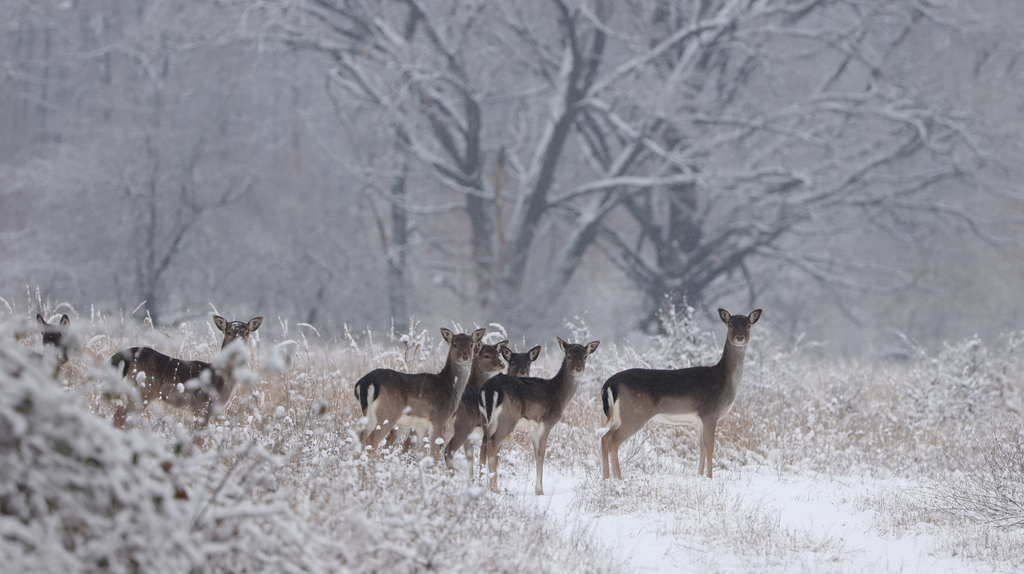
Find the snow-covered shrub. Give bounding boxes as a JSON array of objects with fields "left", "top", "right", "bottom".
[{"left": 0, "top": 345, "right": 203, "bottom": 573}]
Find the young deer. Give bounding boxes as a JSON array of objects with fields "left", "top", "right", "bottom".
[
  {"left": 34, "top": 313, "right": 71, "bottom": 370},
  {"left": 443, "top": 340, "right": 509, "bottom": 475},
  {"left": 109, "top": 315, "right": 264, "bottom": 429},
  {"left": 600, "top": 308, "right": 761, "bottom": 479},
  {"left": 354, "top": 327, "right": 485, "bottom": 461},
  {"left": 479, "top": 337, "right": 600, "bottom": 494}
]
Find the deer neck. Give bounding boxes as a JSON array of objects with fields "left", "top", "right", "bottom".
[
  {"left": 551, "top": 361, "right": 582, "bottom": 400},
  {"left": 467, "top": 364, "right": 498, "bottom": 391},
  {"left": 439, "top": 357, "right": 472, "bottom": 396},
  {"left": 717, "top": 342, "right": 747, "bottom": 390}
]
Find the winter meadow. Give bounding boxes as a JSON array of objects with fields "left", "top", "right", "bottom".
[{"left": 3, "top": 1, "right": 1024, "bottom": 573}]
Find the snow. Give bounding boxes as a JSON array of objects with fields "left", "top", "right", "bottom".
[{"left": 501, "top": 466, "right": 1005, "bottom": 574}]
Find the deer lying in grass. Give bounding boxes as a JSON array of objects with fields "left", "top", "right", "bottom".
[
  {"left": 600, "top": 308, "right": 761, "bottom": 479},
  {"left": 443, "top": 340, "right": 510, "bottom": 476},
  {"left": 32, "top": 313, "right": 71, "bottom": 372},
  {"left": 354, "top": 327, "right": 485, "bottom": 462},
  {"left": 480, "top": 337, "right": 599, "bottom": 494},
  {"left": 109, "top": 315, "right": 263, "bottom": 429}
]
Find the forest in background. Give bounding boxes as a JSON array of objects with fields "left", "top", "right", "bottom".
[{"left": 2, "top": 0, "right": 1023, "bottom": 356}]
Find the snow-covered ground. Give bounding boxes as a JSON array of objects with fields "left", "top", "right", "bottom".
[{"left": 490, "top": 462, "right": 1010, "bottom": 574}]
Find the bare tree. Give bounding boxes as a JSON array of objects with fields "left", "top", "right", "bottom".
[{"left": 245, "top": 0, "right": 1004, "bottom": 333}]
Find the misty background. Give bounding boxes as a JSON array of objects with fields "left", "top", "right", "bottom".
[{"left": 1, "top": 0, "right": 1021, "bottom": 356}]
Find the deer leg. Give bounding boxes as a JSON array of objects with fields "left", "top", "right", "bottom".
[
  {"left": 602, "top": 416, "right": 645, "bottom": 480},
  {"left": 701, "top": 418, "right": 718, "bottom": 478},
  {"left": 485, "top": 424, "right": 515, "bottom": 493},
  {"left": 532, "top": 424, "right": 550, "bottom": 495},
  {"left": 486, "top": 437, "right": 501, "bottom": 493},
  {"left": 365, "top": 413, "right": 401, "bottom": 454}
]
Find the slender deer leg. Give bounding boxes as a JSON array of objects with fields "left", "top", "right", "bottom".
[
  {"left": 701, "top": 418, "right": 718, "bottom": 478},
  {"left": 487, "top": 438, "right": 501, "bottom": 492},
  {"left": 533, "top": 425, "right": 550, "bottom": 495},
  {"left": 601, "top": 414, "right": 646, "bottom": 480}
]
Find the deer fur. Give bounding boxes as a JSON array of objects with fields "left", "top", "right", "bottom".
[
  {"left": 442, "top": 340, "right": 510, "bottom": 475},
  {"left": 109, "top": 315, "right": 263, "bottom": 429},
  {"left": 479, "top": 337, "right": 599, "bottom": 494},
  {"left": 600, "top": 308, "right": 761, "bottom": 479},
  {"left": 354, "top": 327, "right": 484, "bottom": 461}
]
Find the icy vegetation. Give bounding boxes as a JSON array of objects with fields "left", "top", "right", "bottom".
[{"left": 3, "top": 305, "right": 1023, "bottom": 572}]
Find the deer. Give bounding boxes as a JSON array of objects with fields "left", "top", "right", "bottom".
[
  {"left": 600, "top": 308, "right": 761, "bottom": 480},
  {"left": 32, "top": 313, "right": 71, "bottom": 371},
  {"left": 109, "top": 315, "right": 264, "bottom": 429},
  {"left": 442, "top": 339, "right": 510, "bottom": 476},
  {"left": 479, "top": 337, "right": 600, "bottom": 494},
  {"left": 354, "top": 327, "right": 485, "bottom": 462},
  {"left": 502, "top": 344, "right": 542, "bottom": 378}
]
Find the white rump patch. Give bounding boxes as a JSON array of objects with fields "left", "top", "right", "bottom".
[{"left": 605, "top": 387, "right": 620, "bottom": 428}]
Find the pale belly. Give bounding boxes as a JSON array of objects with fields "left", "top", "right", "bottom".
[
  {"left": 651, "top": 412, "right": 702, "bottom": 426},
  {"left": 514, "top": 418, "right": 542, "bottom": 432},
  {"left": 397, "top": 414, "right": 433, "bottom": 433}
]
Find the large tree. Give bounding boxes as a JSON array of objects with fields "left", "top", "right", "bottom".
[{"left": 248, "top": 0, "right": 1001, "bottom": 333}]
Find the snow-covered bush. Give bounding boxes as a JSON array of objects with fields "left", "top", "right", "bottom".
[{"left": 0, "top": 345, "right": 203, "bottom": 573}]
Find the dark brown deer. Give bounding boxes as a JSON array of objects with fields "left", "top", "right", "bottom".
[
  {"left": 600, "top": 308, "right": 761, "bottom": 479},
  {"left": 502, "top": 344, "right": 542, "bottom": 377},
  {"left": 479, "top": 337, "right": 600, "bottom": 494},
  {"left": 33, "top": 313, "right": 71, "bottom": 371},
  {"left": 109, "top": 315, "right": 263, "bottom": 428},
  {"left": 354, "top": 327, "right": 485, "bottom": 461},
  {"left": 442, "top": 340, "right": 509, "bottom": 475}
]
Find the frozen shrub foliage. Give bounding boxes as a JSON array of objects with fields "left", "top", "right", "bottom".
[
  {"left": 3, "top": 303, "right": 1024, "bottom": 571},
  {"left": 0, "top": 346, "right": 202, "bottom": 572}
]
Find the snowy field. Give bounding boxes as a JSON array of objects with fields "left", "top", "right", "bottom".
[{"left": 3, "top": 307, "right": 1023, "bottom": 572}]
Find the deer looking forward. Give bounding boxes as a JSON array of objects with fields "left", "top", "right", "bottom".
[
  {"left": 442, "top": 339, "right": 511, "bottom": 475},
  {"left": 354, "top": 327, "right": 485, "bottom": 462},
  {"left": 109, "top": 315, "right": 263, "bottom": 428},
  {"left": 600, "top": 308, "right": 761, "bottom": 479},
  {"left": 479, "top": 337, "right": 599, "bottom": 494},
  {"left": 33, "top": 313, "right": 71, "bottom": 371}
]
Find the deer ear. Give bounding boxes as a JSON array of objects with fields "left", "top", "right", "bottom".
[
  {"left": 586, "top": 341, "right": 600, "bottom": 355},
  {"left": 556, "top": 336, "right": 567, "bottom": 352},
  {"left": 36, "top": 313, "right": 46, "bottom": 325},
  {"left": 528, "top": 345, "right": 542, "bottom": 362},
  {"left": 718, "top": 309, "right": 731, "bottom": 324},
  {"left": 748, "top": 309, "right": 762, "bottom": 324},
  {"left": 440, "top": 327, "right": 454, "bottom": 343},
  {"left": 60, "top": 314, "right": 70, "bottom": 326},
  {"left": 248, "top": 316, "right": 264, "bottom": 332},
  {"left": 496, "top": 340, "right": 509, "bottom": 350},
  {"left": 471, "top": 328, "right": 486, "bottom": 343},
  {"left": 213, "top": 315, "right": 228, "bottom": 332},
  {"left": 500, "top": 346, "right": 513, "bottom": 360}
]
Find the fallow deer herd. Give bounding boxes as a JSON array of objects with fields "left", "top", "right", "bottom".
[{"left": 28, "top": 306, "right": 761, "bottom": 494}]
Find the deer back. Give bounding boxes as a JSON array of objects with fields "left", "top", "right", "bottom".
[{"left": 111, "top": 346, "right": 213, "bottom": 406}]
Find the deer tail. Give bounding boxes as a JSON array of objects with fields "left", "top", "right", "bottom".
[{"left": 601, "top": 380, "right": 618, "bottom": 422}]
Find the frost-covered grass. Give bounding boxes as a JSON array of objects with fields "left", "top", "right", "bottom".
[{"left": 3, "top": 302, "right": 1024, "bottom": 572}]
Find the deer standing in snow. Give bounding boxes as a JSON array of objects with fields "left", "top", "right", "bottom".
[
  {"left": 479, "top": 337, "right": 599, "bottom": 494},
  {"left": 354, "top": 327, "right": 485, "bottom": 462},
  {"left": 443, "top": 339, "right": 510, "bottom": 476},
  {"left": 109, "top": 315, "right": 263, "bottom": 429},
  {"left": 600, "top": 308, "right": 761, "bottom": 479}
]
